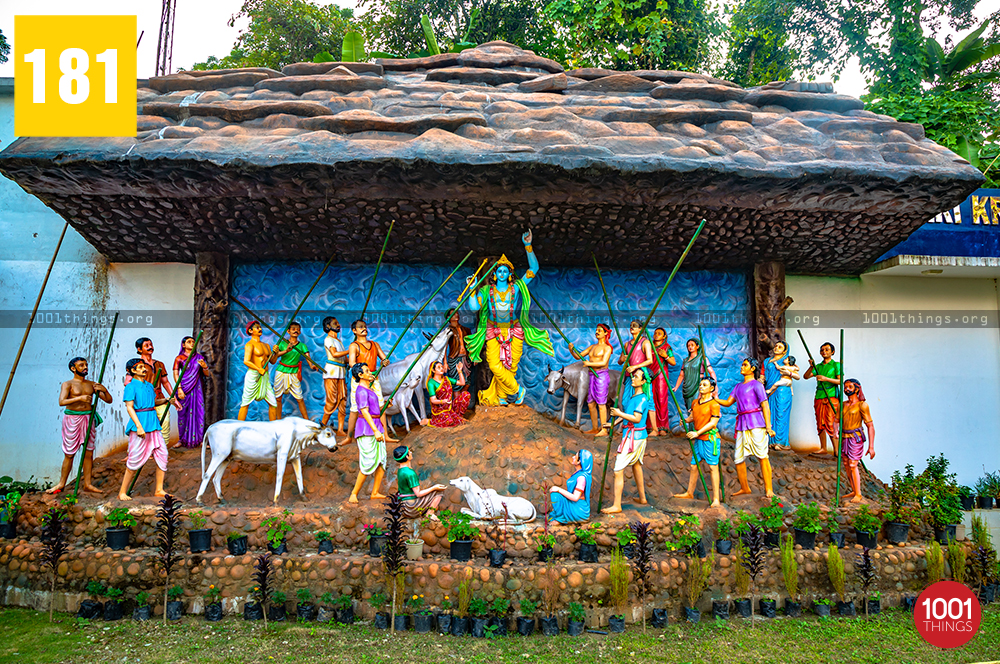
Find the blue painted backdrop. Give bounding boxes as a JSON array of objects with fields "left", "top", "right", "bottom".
[
  {"left": 879, "top": 188, "right": 1000, "bottom": 261},
  {"left": 227, "top": 262, "right": 750, "bottom": 432}
]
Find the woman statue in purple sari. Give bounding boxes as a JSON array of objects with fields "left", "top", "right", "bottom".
[{"left": 173, "top": 336, "right": 209, "bottom": 448}]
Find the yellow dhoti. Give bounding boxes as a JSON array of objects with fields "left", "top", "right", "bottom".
[{"left": 479, "top": 333, "right": 523, "bottom": 406}]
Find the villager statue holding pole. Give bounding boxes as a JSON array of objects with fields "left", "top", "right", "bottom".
[
  {"left": 568, "top": 323, "right": 613, "bottom": 434},
  {"left": 119, "top": 358, "right": 173, "bottom": 501},
  {"left": 237, "top": 320, "right": 278, "bottom": 421},
  {"left": 48, "top": 357, "right": 112, "bottom": 494},
  {"left": 270, "top": 320, "right": 321, "bottom": 420},
  {"left": 716, "top": 358, "right": 775, "bottom": 498},
  {"left": 803, "top": 341, "right": 842, "bottom": 456},
  {"left": 466, "top": 229, "right": 554, "bottom": 406},
  {"left": 130, "top": 338, "right": 176, "bottom": 444},
  {"left": 841, "top": 378, "right": 875, "bottom": 503},
  {"left": 601, "top": 367, "right": 652, "bottom": 514}
]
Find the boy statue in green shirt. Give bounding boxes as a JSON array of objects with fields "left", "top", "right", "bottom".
[
  {"left": 271, "top": 321, "right": 321, "bottom": 419},
  {"left": 803, "top": 341, "right": 842, "bottom": 456},
  {"left": 393, "top": 446, "right": 446, "bottom": 519}
]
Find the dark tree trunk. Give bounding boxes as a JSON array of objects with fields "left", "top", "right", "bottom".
[
  {"left": 194, "top": 252, "right": 230, "bottom": 425},
  {"left": 751, "top": 261, "right": 791, "bottom": 362}
]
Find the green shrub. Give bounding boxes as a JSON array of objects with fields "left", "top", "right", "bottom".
[
  {"left": 792, "top": 502, "right": 822, "bottom": 534},
  {"left": 105, "top": 507, "right": 135, "bottom": 529},
  {"left": 851, "top": 505, "right": 882, "bottom": 534},
  {"left": 827, "top": 545, "right": 846, "bottom": 602},
  {"left": 779, "top": 533, "right": 798, "bottom": 600},
  {"left": 567, "top": 601, "right": 586, "bottom": 623},
  {"left": 926, "top": 541, "right": 944, "bottom": 585},
  {"left": 947, "top": 540, "right": 967, "bottom": 584}
]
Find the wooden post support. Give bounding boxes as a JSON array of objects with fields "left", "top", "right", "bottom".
[
  {"left": 194, "top": 252, "right": 230, "bottom": 426},
  {"left": 751, "top": 262, "right": 792, "bottom": 361}
]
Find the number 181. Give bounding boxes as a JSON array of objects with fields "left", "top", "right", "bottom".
[{"left": 23, "top": 48, "right": 118, "bottom": 105}]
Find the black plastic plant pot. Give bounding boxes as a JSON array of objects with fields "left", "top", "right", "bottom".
[
  {"left": 567, "top": 619, "right": 585, "bottom": 635},
  {"left": 394, "top": 614, "right": 410, "bottom": 632},
  {"left": 866, "top": 599, "right": 881, "bottom": 615},
  {"left": 268, "top": 604, "right": 287, "bottom": 622},
  {"left": 436, "top": 613, "right": 452, "bottom": 634},
  {"left": 106, "top": 528, "right": 130, "bottom": 551},
  {"left": 733, "top": 599, "right": 752, "bottom": 618},
  {"left": 77, "top": 600, "right": 103, "bottom": 620},
  {"left": 578, "top": 543, "right": 599, "bottom": 563},
  {"left": 830, "top": 532, "right": 846, "bottom": 548},
  {"left": 227, "top": 536, "right": 248, "bottom": 556},
  {"left": 855, "top": 530, "right": 877, "bottom": 549},
  {"left": 450, "top": 615, "right": 469, "bottom": 636},
  {"left": 960, "top": 495, "right": 975, "bottom": 511},
  {"left": 166, "top": 600, "right": 184, "bottom": 621},
  {"left": 933, "top": 525, "right": 957, "bottom": 544},
  {"left": 884, "top": 522, "right": 909, "bottom": 545},
  {"left": 470, "top": 616, "right": 488, "bottom": 637},
  {"left": 414, "top": 613, "right": 434, "bottom": 633},
  {"left": 608, "top": 616, "right": 625, "bottom": 633},
  {"left": 133, "top": 605, "right": 152, "bottom": 621},
  {"left": 516, "top": 616, "right": 535, "bottom": 636},
  {"left": 784, "top": 600, "right": 801, "bottom": 617},
  {"left": 318, "top": 540, "right": 334, "bottom": 554},
  {"left": 759, "top": 599, "right": 777, "bottom": 618},
  {"left": 0, "top": 522, "right": 16, "bottom": 539},
  {"left": 837, "top": 600, "right": 856, "bottom": 617},
  {"left": 652, "top": 607, "right": 670, "bottom": 626},
  {"left": 715, "top": 539, "right": 732, "bottom": 555},
  {"left": 450, "top": 539, "right": 473, "bottom": 562},
  {"left": 297, "top": 604, "right": 317, "bottom": 621},
  {"left": 901, "top": 596, "right": 917, "bottom": 612},
  {"left": 711, "top": 601, "right": 729, "bottom": 621},
  {"left": 189, "top": 528, "right": 213, "bottom": 554},
  {"left": 374, "top": 611, "right": 390, "bottom": 629},
  {"left": 537, "top": 546, "right": 553, "bottom": 562},
  {"left": 977, "top": 496, "right": 994, "bottom": 510},
  {"left": 621, "top": 543, "right": 636, "bottom": 559},
  {"left": 267, "top": 538, "right": 288, "bottom": 555},
  {"left": 814, "top": 602, "right": 831, "bottom": 617},
  {"left": 243, "top": 602, "right": 264, "bottom": 621},
  {"left": 540, "top": 615, "right": 559, "bottom": 636},
  {"left": 369, "top": 535, "right": 387, "bottom": 557},
  {"left": 489, "top": 615, "right": 509, "bottom": 636},
  {"left": 337, "top": 607, "right": 354, "bottom": 624},
  {"left": 205, "top": 602, "right": 223, "bottom": 622},
  {"left": 683, "top": 607, "right": 700, "bottom": 623},
  {"left": 103, "top": 602, "right": 124, "bottom": 621},
  {"left": 488, "top": 548, "right": 507, "bottom": 567},
  {"left": 793, "top": 528, "right": 816, "bottom": 550},
  {"left": 764, "top": 531, "right": 780, "bottom": 549},
  {"left": 316, "top": 606, "right": 335, "bottom": 623}
]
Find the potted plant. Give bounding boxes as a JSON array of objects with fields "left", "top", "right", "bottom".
[
  {"left": 269, "top": 590, "right": 288, "bottom": 622},
  {"left": 732, "top": 537, "right": 752, "bottom": 618},
  {"left": 413, "top": 594, "right": 434, "bottom": 633},
  {"left": 791, "top": 502, "right": 822, "bottom": 550},
  {"left": 363, "top": 523, "right": 387, "bottom": 557},
  {"left": 536, "top": 531, "right": 556, "bottom": 562},
  {"left": 187, "top": 509, "right": 212, "bottom": 553},
  {"left": 851, "top": 505, "right": 881, "bottom": 549},
  {"left": 884, "top": 466, "right": 920, "bottom": 544},
  {"left": 397, "top": 594, "right": 415, "bottom": 632},
  {"left": 855, "top": 547, "right": 879, "bottom": 617},
  {"left": 575, "top": 524, "right": 600, "bottom": 563},
  {"left": 668, "top": 515, "right": 703, "bottom": 556},
  {"left": 133, "top": 590, "right": 152, "bottom": 621},
  {"left": 958, "top": 485, "right": 975, "bottom": 511},
  {"left": 244, "top": 586, "right": 264, "bottom": 622},
  {"left": 567, "top": 601, "right": 586, "bottom": 636},
  {"left": 759, "top": 497, "right": 784, "bottom": 549},
  {"left": 40, "top": 506, "right": 69, "bottom": 623},
  {"left": 451, "top": 579, "right": 471, "bottom": 636},
  {"left": 317, "top": 592, "right": 334, "bottom": 623},
  {"left": 204, "top": 584, "right": 223, "bottom": 622},
  {"left": 103, "top": 587, "right": 126, "bottom": 621},
  {"left": 715, "top": 519, "right": 732, "bottom": 555},
  {"left": 974, "top": 473, "right": 995, "bottom": 510},
  {"left": 683, "top": 551, "right": 714, "bottom": 623},
  {"left": 608, "top": 546, "right": 628, "bottom": 632},
  {"left": 440, "top": 509, "right": 479, "bottom": 561},
  {"left": 926, "top": 484, "right": 963, "bottom": 543},
  {"left": 738, "top": 524, "right": 767, "bottom": 627},
  {"left": 516, "top": 598, "right": 537, "bottom": 636},
  {"left": 261, "top": 509, "right": 292, "bottom": 555},
  {"left": 226, "top": 530, "right": 248, "bottom": 555},
  {"left": 370, "top": 591, "right": 390, "bottom": 629},
  {"left": 484, "top": 506, "right": 509, "bottom": 567},
  {"left": 539, "top": 567, "right": 560, "bottom": 636},
  {"left": 468, "top": 596, "right": 489, "bottom": 637},
  {"left": 166, "top": 585, "right": 185, "bottom": 620},
  {"left": 779, "top": 533, "right": 801, "bottom": 617},
  {"left": 332, "top": 593, "right": 354, "bottom": 625},
  {"left": 826, "top": 510, "right": 845, "bottom": 548},
  {"left": 813, "top": 597, "right": 833, "bottom": 617},
  {"left": 0, "top": 491, "right": 21, "bottom": 538},
  {"left": 828, "top": 544, "right": 853, "bottom": 616},
  {"left": 314, "top": 530, "right": 334, "bottom": 554},
  {"left": 926, "top": 540, "right": 944, "bottom": 586},
  {"left": 631, "top": 521, "right": 654, "bottom": 633},
  {"left": 406, "top": 519, "right": 424, "bottom": 561},
  {"left": 78, "top": 581, "right": 106, "bottom": 619},
  {"left": 489, "top": 597, "right": 510, "bottom": 636},
  {"left": 616, "top": 528, "right": 637, "bottom": 559},
  {"left": 105, "top": 507, "right": 135, "bottom": 550},
  {"left": 436, "top": 595, "right": 453, "bottom": 634},
  {"left": 296, "top": 588, "right": 317, "bottom": 621}
]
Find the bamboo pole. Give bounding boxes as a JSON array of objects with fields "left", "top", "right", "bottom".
[
  {"left": 265, "top": 251, "right": 337, "bottom": 366},
  {"left": 834, "top": 329, "right": 845, "bottom": 505},
  {"left": 532, "top": 297, "right": 597, "bottom": 378},
  {"left": 72, "top": 312, "right": 118, "bottom": 501},
  {"left": 360, "top": 220, "right": 395, "bottom": 320},
  {"left": 0, "top": 222, "right": 69, "bottom": 420}
]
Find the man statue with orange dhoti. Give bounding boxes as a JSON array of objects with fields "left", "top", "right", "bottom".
[{"left": 466, "top": 230, "right": 554, "bottom": 406}]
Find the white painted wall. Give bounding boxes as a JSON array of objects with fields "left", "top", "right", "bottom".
[
  {"left": 785, "top": 274, "right": 1000, "bottom": 487},
  {"left": 0, "top": 91, "right": 194, "bottom": 485}
]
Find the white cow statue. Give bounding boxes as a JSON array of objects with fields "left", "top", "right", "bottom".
[
  {"left": 197, "top": 417, "right": 338, "bottom": 504},
  {"left": 379, "top": 327, "right": 452, "bottom": 434},
  {"left": 450, "top": 476, "right": 537, "bottom": 523}
]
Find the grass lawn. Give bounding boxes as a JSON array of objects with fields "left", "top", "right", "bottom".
[{"left": 0, "top": 606, "right": 997, "bottom": 664}]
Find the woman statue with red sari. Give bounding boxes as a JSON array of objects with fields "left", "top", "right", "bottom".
[
  {"left": 423, "top": 360, "right": 470, "bottom": 428},
  {"left": 173, "top": 336, "right": 209, "bottom": 448}
]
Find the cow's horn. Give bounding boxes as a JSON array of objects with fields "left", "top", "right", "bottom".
[{"left": 423, "top": 332, "right": 432, "bottom": 340}]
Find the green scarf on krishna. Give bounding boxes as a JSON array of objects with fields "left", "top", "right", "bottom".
[{"left": 465, "top": 279, "right": 554, "bottom": 361}]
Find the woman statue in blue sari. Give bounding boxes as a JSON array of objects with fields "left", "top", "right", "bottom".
[
  {"left": 548, "top": 449, "right": 593, "bottom": 524},
  {"left": 763, "top": 339, "right": 798, "bottom": 450}
]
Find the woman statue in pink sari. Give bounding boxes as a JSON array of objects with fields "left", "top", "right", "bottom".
[{"left": 173, "top": 336, "right": 209, "bottom": 448}]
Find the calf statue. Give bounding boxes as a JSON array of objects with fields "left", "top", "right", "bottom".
[
  {"left": 196, "top": 417, "right": 338, "bottom": 504},
  {"left": 545, "top": 361, "right": 621, "bottom": 429},
  {"left": 378, "top": 327, "right": 452, "bottom": 434},
  {"left": 450, "top": 476, "right": 537, "bottom": 522}
]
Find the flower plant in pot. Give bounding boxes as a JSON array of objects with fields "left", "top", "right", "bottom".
[
  {"left": 974, "top": 474, "right": 996, "bottom": 510},
  {"left": 78, "top": 581, "right": 106, "bottom": 619},
  {"left": 758, "top": 497, "right": 784, "bottom": 548},
  {"left": 410, "top": 594, "right": 434, "bottom": 633},
  {"left": 105, "top": 507, "right": 135, "bottom": 551},
  {"left": 363, "top": 522, "right": 387, "bottom": 557},
  {"left": 204, "top": 584, "right": 223, "bottom": 622},
  {"left": 226, "top": 530, "right": 248, "bottom": 555},
  {"left": 683, "top": 551, "right": 714, "bottom": 623},
  {"left": 468, "top": 596, "right": 489, "bottom": 637},
  {"left": 616, "top": 528, "right": 637, "bottom": 559},
  {"left": 827, "top": 544, "right": 854, "bottom": 616},
  {"left": 516, "top": 598, "right": 537, "bottom": 636},
  {"left": 436, "top": 595, "right": 453, "bottom": 634},
  {"left": 791, "top": 502, "right": 822, "bottom": 550},
  {"left": 187, "top": 509, "right": 212, "bottom": 553},
  {"left": 608, "top": 546, "right": 628, "bottom": 633},
  {"left": 440, "top": 509, "right": 478, "bottom": 561},
  {"left": 0, "top": 491, "right": 21, "bottom": 538},
  {"left": 779, "top": 533, "right": 801, "bottom": 617},
  {"left": 669, "top": 514, "right": 703, "bottom": 556},
  {"left": 884, "top": 465, "right": 920, "bottom": 544},
  {"left": 103, "top": 587, "right": 126, "bottom": 621},
  {"left": 296, "top": 588, "right": 317, "bottom": 621},
  {"left": 715, "top": 519, "right": 733, "bottom": 555},
  {"left": 315, "top": 530, "right": 334, "bottom": 554},
  {"left": 370, "top": 591, "right": 390, "bottom": 629},
  {"left": 133, "top": 591, "right": 152, "bottom": 621},
  {"left": 166, "top": 585, "right": 185, "bottom": 621},
  {"left": 489, "top": 597, "right": 510, "bottom": 636},
  {"left": 851, "top": 505, "right": 881, "bottom": 549},
  {"left": 575, "top": 523, "right": 600, "bottom": 563},
  {"left": 567, "top": 601, "right": 586, "bottom": 636},
  {"left": 261, "top": 509, "right": 292, "bottom": 554}
]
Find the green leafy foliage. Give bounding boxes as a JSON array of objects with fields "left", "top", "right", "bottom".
[
  {"left": 468, "top": 596, "right": 489, "bottom": 617},
  {"left": 314, "top": 530, "right": 333, "bottom": 543},
  {"left": 105, "top": 507, "right": 135, "bottom": 530},
  {"left": 779, "top": 533, "right": 798, "bottom": 600},
  {"left": 827, "top": 543, "right": 846, "bottom": 602},
  {"left": 574, "top": 524, "right": 599, "bottom": 546},
  {"left": 720, "top": 0, "right": 797, "bottom": 85},
  {"left": 759, "top": 496, "right": 785, "bottom": 531},
  {"left": 567, "top": 601, "right": 586, "bottom": 622},
  {"left": 166, "top": 585, "right": 184, "bottom": 600},
  {"left": 518, "top": 597, "right": 537, "bottom": 616},
  {"left": 438, "top": 509, "right": 480, "bottom": 542},
  {"left": 341, "top": 31, "right": 367, "bottom": 61},
  {"left": 609, "top": 546, "right": 629, "bottom": 617},
  {"left": 927, "top": 540, "right": 944, "bottom": 585},
  {"left": 792, "top": 502, "right": 823, "bottom": 534},
  {"left": 262, "top": 510, "right": 292, "bottom": 547},
  {"left": 851, "top": 505, "right": 883, "bottom": 534},
  {"left": 0, "top": 28, "right": 9, "bottom": 64}
]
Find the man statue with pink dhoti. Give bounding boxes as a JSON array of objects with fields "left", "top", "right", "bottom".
[
  {"left": 47, "top": 357, "right": 112, "bottom": 494},
  {"left": 118, "top": 358, "right": 173, "bottom": 501}
]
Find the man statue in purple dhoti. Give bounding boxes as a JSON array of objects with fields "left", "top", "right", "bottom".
[
  {"left": 173, "top": 336, "right": 209, "bottom": 448},
  {"left": 568, "top": 323, "right": 613, "bottom": 434},
  {"left": 47, "top": 357, "right": 112, "bottom": 494}
]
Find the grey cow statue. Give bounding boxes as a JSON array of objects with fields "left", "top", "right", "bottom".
[{"left": 545, "top": 361, "right": 621, "bottom": 429}]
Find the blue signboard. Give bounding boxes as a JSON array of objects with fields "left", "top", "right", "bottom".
[{"left": 878, "top": 188, "right": 1000, "bottom": 261}]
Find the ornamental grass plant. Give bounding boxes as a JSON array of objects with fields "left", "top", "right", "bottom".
[{"left": 827, "top": 544, "right": 846, "bottom": 603}]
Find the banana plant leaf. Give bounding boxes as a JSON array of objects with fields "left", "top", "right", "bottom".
[{"left": 342, "top": 31, "right": 367, "bottom": 62}]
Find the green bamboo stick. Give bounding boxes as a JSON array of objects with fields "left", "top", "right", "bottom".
[
  {"left": 266, "top": 251, "right": 338, "bottom": 365},
  {"left": 72, "top": 312, "right": 118, "bottom": 501},
  {"left": 532, "top": 297, "right": 597, "bottom": 378},
  {"left": 834, "top": 328, "right": 845, "bottom": 505},
  {"left": 360, "top": 220, "right": 395, "bottom": 320}
]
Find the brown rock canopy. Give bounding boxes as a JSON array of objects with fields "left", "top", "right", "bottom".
[{"left": 0, "top": 41, "right": 982, "bottom": 272}]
